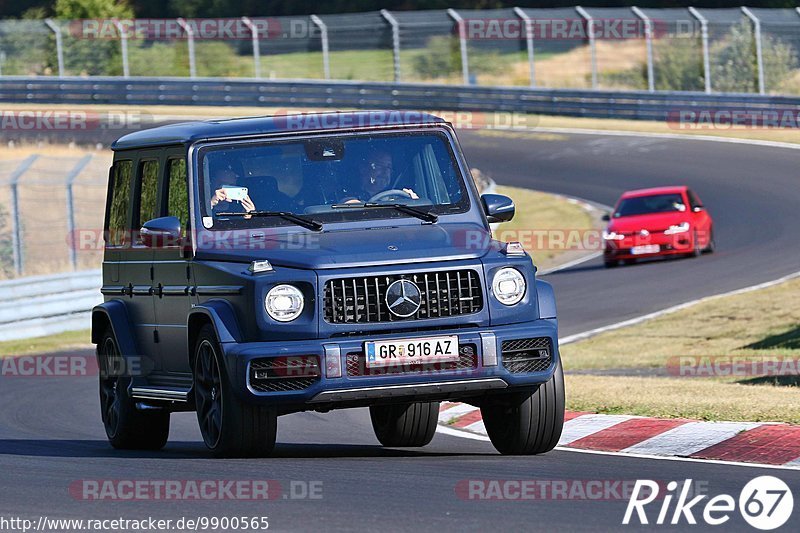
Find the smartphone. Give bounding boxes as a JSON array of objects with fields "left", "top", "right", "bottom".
[{"left": 221, "top": 186, "right": 248, "bottom": 202}]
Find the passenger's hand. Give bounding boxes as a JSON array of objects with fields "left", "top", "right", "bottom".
[
  {"left": 241, "top": 194, "right": 256, "bottom": 212},
  {"left": 403, "top": 188, "right": 419, "bottom": 200},
  {"left": 210, "top": 188, "right": 228, "bottom": 207}
]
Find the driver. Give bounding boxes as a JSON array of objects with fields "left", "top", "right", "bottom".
[
  {"left": 342, "top": 150, "right": 418, "bottom": 204},
  {"left": 209, "top": 161, "right": 256, "bottom": 215}
]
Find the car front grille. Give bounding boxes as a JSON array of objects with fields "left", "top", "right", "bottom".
[
  {"left": 346, "top": 343, "right": 478, "bottom": 377},
  {"left": 249, "top": 356, "right": 321, "bottom": 393},
  {"left": 323, "top": 269, "right": 483, "bottom": 324},
  {"left": 501, "top": 338, "right": 553, "bottom": 374}
]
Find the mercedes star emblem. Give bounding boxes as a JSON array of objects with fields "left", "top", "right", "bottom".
[{"left": 385, "top": 279, "right": 422, "bottom": 318}]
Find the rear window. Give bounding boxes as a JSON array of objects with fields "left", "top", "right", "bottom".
[{"left": 106, "top": 160, "right": 132, "bottom": 246}]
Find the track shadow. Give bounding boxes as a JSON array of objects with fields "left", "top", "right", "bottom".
[
  {"left": 736, "top": 375, "right": 800, "bottom": 387},
  {"left": 0, "top": 439, "right": 488, "bottom": 459},
  {"left": 742, "top": 326, "right": 800, "bottom": 351}
]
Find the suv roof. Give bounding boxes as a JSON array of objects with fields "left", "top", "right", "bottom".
[{"left": 112, "top": 111, "right": 447, "bottom": 151}]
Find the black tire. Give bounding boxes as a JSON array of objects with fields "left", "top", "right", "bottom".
[
  {"left": 703, "top": 228, "right": 716, "bottom": 254},
  {"left": 623, "top": 259, "right": 636, "bottom": 266},
  {"left": 688, "top": 230, "right": 702, "bottom": 258},
  {"left": 98, "top": 327, "right": 170, "bottom": 450},
  {"left": 603, "top": 258, "right": 618, "bottom": 268},
  {"left": 481, "top": 362, "right": 565, "bottom": 455},
  {"left": 193, "top": 324, "right": 277, "bottom": 458},
  {"left": 369, "top": 401, "right": 439, "bottom": 447}
]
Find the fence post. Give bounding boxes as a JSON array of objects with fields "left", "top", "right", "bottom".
[
  {"left": 447, "top": 9, "right": 470, "bottom": 85},
  {"left": 575, "top": 7, "right": 597, "bottom": 89},
  {"left": 689, "top": 7, "right": 711, "bottom": 94},
  {"left": 381, "top": 10, "right": 401, "bottom": 82},
  {"left": 513, "top": 7, "right": 536, "bottom": 88},
  {"left": 632, "top": 7, "right": 654, "bottom": 92},
  {"left": 310, "top": 15, "right": 330, "bottom": 80},
  {"left": 44, "top": 19, "right": 65, "bottom": 77},
  {"left": 176, "top": 18, "right": 197, "bottom": 78},
  {"left": 242, "top": 17, "right": 261, "bottom": 78},
  {"left": 114, "top": 20, "right": 130, "bottom": 78},
  {"left": 741, "top": 7, "right": 765, "bottom": 95},
  {"left": 65, "top": 155, "right": 92, "bottom": 271},
  {"left": 9, "top": 155, "right": 39, "bottom": 276}
]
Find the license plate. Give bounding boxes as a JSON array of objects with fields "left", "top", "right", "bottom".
[
  {"left": 365, "top": 335, "right": 459, "bottom": 368},
  {"left": 631, "top": 245, "right": 661, "bottom": 255}
]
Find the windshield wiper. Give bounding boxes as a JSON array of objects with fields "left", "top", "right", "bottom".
[
  {"left": 216, "top": 211, "right": 323, "bottom": 232},
  {"left": 331, "top": 203, "right": 438, "bottom": 223}
]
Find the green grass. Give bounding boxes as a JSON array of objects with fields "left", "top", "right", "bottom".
[{"left": 0, "top": 329, "right": 91, "bottom": 357}]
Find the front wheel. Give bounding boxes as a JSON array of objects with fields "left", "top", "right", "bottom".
[
  {"left": 481, "top": 362, "right": 565, "bottom": 455},
  {"left": 193, "top": 324, "right": 277, "bottom": 458},
  {"left": 703, "top": 228, "right": 716, "bottom": 254},
  {"left": 370, "top": 401, "right": 439, "bottom": 447},
  {"left": 98, "top": 327, "right": 170, "bottom": 450}
]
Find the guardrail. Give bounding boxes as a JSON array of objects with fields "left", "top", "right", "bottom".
[
  {"left": 1, "top": 77, "right": 799, "bottom": 122},
  {"left": 0, "top": 270, "right": 101, "bottom": 342}
]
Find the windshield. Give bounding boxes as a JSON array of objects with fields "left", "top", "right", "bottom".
[
  {"left": 197, "top": 131, "right": 469, "bottom": 230},
  {"left": 614, "top": 193, "right": 687, "bottom": 218}
]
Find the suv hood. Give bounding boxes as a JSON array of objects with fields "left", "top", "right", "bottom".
[{"left": 194, "top": 223, "right": 492, "bottom": 270}]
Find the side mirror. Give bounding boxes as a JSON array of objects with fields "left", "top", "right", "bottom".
[
  {"left": 692, "top": 205, "right": 704, "bottom": 213},
  {"left": 602, "top": 213, "right": 611, "bottom": 222},
  {"left": 140, "top": 216, "right": 182, "bottom": 248},
  {"left": 481, "top": 194, "right": 515, "bottom": 224}
]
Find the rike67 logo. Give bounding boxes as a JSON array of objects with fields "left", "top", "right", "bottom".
[{"left": 624, "top": 476, "right": 794, "bottom": 529}]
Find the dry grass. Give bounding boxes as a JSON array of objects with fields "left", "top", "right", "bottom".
[
  {"left": 566, "top": 374, "right": 800, "bottom": 424},
  {"left": 561, "top": 277, "right": 800, "bottom": 371},
  {"left": 493, "top": 185, "right": 597, "bottom": 271},
  {"left": 0, "top": 329, "right": 91, "bottom": 357}
]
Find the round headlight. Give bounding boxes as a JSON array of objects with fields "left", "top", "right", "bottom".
[
  {"left": 265, "top": 285, "right": 304, "bottom": 322},
  {"left": 492, "top": 268, "right": 526, "bottom": 306}
]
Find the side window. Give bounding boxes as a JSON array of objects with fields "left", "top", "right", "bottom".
[
  {"left": 107, "top": 160, "right": 132, "bottom": 247},
  {"left": 166, "top": 158, "right": 189, "bottom": 236},
  {"left": 137, "top": 160, "right": 159, "bottom": 230}
]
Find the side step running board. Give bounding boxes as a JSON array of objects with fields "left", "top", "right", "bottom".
[{"left": 131, "top": 387, "right": 190, "bottom": 402}]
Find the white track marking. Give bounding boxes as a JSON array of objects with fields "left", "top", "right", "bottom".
[
  {"left": 464, "top": 420, "right": 487, "bottom": 435},
  {"left": 437, "top": 425, "right": 490, "bottom": 441},
  {"left": 538, "top": 252, "right": 603, "bottom": 276},
  {"left": 496, "top": 125, "right": 800, "bottom": 152},
  {"left": 622, "top": 421, "right": 762, "bottom": 457},
  {"left": 438, "top": 403, "right": 479, "bottom": 424},
  {"left": 558, "top": 414, "right": 632, "bottom": 445}
]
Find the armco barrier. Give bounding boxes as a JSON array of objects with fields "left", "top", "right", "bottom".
[
  {"left": 0, "top": 270, "right": 101, "bottom": 343},
  {"left": 1, "top": 77, "right": 800, "bottom": 122}
]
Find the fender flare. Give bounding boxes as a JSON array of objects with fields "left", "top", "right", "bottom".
[
  {"left": 535, "top": 279, "right": 557, "bottom": 319},
  {"left": 91, "top": 300, "right": 139, "bottom": 357},
  {"left": 187, "top": 299, "right": 243, "bottom": 346}
]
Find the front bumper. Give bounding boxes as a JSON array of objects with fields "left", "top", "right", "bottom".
[
  {"left": 605, "top": 233, "right": 693, "bottom": 260},
  {"left": 221, "top": 319, "right": 559, "bottom": 410}
]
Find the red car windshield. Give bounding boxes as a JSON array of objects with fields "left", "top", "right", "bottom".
[{"left": 614, "top": 193, "right": 687, "bottom": 218}]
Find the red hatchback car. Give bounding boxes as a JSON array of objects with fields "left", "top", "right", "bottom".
[{"left": 603, "top": 186, "right": 715, "bottom": 267}]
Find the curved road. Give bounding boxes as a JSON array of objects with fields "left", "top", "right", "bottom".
[{"left": 1, "top": 130, "right": 799, "bottom": 531}]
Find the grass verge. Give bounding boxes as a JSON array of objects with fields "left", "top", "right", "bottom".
[
  {"left": 561, "top": 276, "right": 800, "bottom": 423},
  {"left": 0, "top": 329, "right": 91, "bottom": 357}
]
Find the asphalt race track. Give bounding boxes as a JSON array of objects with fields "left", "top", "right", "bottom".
[{"left": 1, "top": 129, "right": 799, "bottom": 531}]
